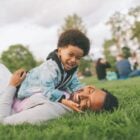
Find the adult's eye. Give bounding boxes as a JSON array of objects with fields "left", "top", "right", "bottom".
[{"left": 68, "top": 53, "right": 73, "bottom": 57}]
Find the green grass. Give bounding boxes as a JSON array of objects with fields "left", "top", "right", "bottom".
[{"left": 1, "top": 77, "right": 140, "bottom": 140}]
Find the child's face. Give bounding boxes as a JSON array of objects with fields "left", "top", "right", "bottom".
[{"left": 58, "top": 45, "right": 84, "bottom": 71}]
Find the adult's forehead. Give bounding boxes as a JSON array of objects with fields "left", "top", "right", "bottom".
[
  {"left": 81, "top": 86, "right": 107, "bottom": 97},
  {"left": 95, "top": 89, "right": 107, "bottom": 94},
  {"left": 89, "top": 89, "right": 107, "bottom": 111}
]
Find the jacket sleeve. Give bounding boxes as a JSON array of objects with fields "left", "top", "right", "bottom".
[
  {"left": 39, "top": 63, "right": 66, "bottom": 102},
  {"left": 65, "top": 73, "right": 85, "bottom": 93},
  {"left": 17, "top": 61, "right": 66, "bottom": 102},
  {"left": 0, "top": 85, "right": 16, "bottom": 122}
]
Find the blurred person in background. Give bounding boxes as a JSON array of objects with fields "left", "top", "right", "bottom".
[
  {"left": 115, "top": 54, "right": 140, "bottom": 79},
  {"left": 128, "top": 52, "right": 139, "bottom": 70},
  {"left": 95, "top": 58, "right": 111, "bottom": 81}
]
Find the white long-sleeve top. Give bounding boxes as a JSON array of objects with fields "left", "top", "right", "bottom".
[{"left": 0, "top": 85, "right": 72, "bottom": 125}]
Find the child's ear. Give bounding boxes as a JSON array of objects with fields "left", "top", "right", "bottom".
[
  {"left": 58, "top": 48, "right": 61, "bottom": 57},
  {"left": 58, "top": 48, "right": 61, "bottom": 52}
]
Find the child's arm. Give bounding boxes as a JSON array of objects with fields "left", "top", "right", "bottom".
[
  {"left": 41, "top": 73, "right": 84, "bottom": 102},
  {"left": 17, "top": 61, "right": 68, "bottom": 101},
  {"left": 39, "top": 62, "right": 69, "bottom": 102},
  {"left": 66, "top": 73, "right": 85, "bottom": 93}
]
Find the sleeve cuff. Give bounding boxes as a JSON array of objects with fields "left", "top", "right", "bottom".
[{"left": 58, "top": 95, "right": 66, "bottom": 102}]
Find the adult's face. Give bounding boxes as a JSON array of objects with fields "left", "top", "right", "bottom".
[{"left": 71, "top": 86, "right": 107, "bottom": 111}]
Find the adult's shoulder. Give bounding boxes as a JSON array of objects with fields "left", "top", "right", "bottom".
[
  {"left": 0, "top": 63, "right": 12, "bottom": 77},
  {"left": 0, "top": 63, "right": 9, "bottom": 71},
  {"left": 0, "top": 63, "right": 12, "bottom": 89}
]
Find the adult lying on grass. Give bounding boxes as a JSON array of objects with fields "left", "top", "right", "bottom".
[{"left": 0, "top": 64, "right": 118, "bottom": 125}]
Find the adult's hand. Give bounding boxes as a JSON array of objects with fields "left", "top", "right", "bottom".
[
  {"left": 61, "top": 99, "right": 83, "bottom": 112},
  {"left": 9, "top": 69, "right": 26, "bottom": 87}
]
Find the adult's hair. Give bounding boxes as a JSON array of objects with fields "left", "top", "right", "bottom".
[
  {"left": 57, "top": 29, "right": 90, "bottom": 56},
  {"left": 102, "top": 89, "right": 118, "bottom": 112},
  {"left": 96, "top": 58, "right": 102, "bottom": 66}
]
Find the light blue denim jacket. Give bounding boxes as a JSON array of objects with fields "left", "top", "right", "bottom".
[{"left": 17, "top": 59, "right": 84, "bottom": 102}]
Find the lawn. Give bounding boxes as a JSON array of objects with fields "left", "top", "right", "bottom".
[{"left": 0, "top": 77, "right": 140, "bottom": 140}]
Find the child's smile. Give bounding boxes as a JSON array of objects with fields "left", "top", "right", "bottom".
[{"left": 58, "top": 45, "right": 84, "bottom": 71}]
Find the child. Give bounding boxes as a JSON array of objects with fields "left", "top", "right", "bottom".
[{"left": 17, "top": 29, "right": 90, "bottom": 108}]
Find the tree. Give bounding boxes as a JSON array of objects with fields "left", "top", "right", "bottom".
[
  {"left": 78, "top": 58, "right": 92, "bottom": 75},
  {"left": 132, "top": 21, "right": 140, "bottom": 42},
  {"left": 1, "top": 44, "right": 37, "bottom": 72},
  {"left": 106, "top": 12, "right": 131, "bottom": 53},
  {"left": 103, "top": 39, "right": 116, "bottom": 70},
  {"left": 128, "top": 6, "right": 140, "bottom": 43},
  {"left": 58, "top": 14, "right": 87, "bottom": 34},
  {"left": 128, "top": 6, "right": 140, "bottom": 21}
]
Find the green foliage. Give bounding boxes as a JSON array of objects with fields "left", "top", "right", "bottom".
[
  {"left": 58, "top": 14, "right": 87, "bottom": 34},
  {"left": 0, "top": 44, "right": 37, "bottom": 72},
  {"left": 129, "top": 6, "right": 140, "bottom": 43},
  {"left": 103, "top": 39, "right": 116, "bottom": 70},
  {"left": 128, "top": 6, "right": 140, "bottom": 20},
  {"left": 78, "top": 58, "right": 92, "bottom": 74},
  {"left": 106, "top": 6, "right": 140, "bottom": 56},
  {"left": 1, "top": 77, "right": 140, "bottom": 140},
  {"left": 106, "top": 12, "right": 131, "bottom": 54},
  {"left": 107, "top": 12, "right": 125, "bottom": 37},
  {"left": 132, "top": 21, "right": 140, "bottom": 42}
]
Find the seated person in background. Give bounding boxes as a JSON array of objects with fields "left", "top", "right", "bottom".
[
  {"left": 128, "top": 52, "right": 139, "bottom": 70},
  {"left": 95, "top": 58, "right": 111, "bottom": 81},
  {"left": 115, "top": 54, "right": 140, "bottom": 79}
]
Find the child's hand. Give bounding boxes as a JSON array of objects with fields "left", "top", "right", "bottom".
[{"left": 61, "top": 99, "right": 83, "bottom": 113}]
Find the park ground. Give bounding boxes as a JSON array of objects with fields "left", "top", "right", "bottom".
[{"left": 0, "top": 77, "right": 140, "bottom": 140}]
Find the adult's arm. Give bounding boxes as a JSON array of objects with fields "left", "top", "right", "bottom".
[
  {"left": 0, "top": 64, "right": 12, "bottom": 90},
  {"left": 0, "top": 85, "right": 16, "bottom": 122},
  {"left": 0, "top": 81, "right": 72, "bottom": 125},
  {"left": 0, "top": 69, "right": 26, "bottom": 123},
  {"left": 3, "top": 98, "right": 72, "bottom": 125}
]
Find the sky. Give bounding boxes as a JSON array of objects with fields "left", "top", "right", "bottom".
[{"left": 0, "top": 0, "right": 140, "bottom": 61}]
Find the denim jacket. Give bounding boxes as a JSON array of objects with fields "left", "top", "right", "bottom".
[{"left": 17, "top": 50, "right": 84, "bottom": 102}]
